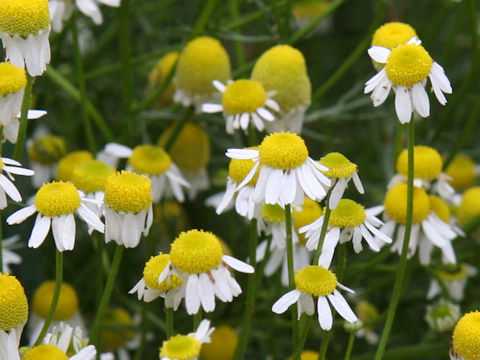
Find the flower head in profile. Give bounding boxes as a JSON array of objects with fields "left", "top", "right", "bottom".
[
  {"left": 450, "top": 311, "right": 480, "bottom": 360},
  {"left": 203, "top": 79, "right": 280, "bottom": 134},
  {"left": 272, "top": 265, "right": 357, "bottom": 330},
  {"left": 427, "top": 263, "right": 477, "bottom": 302},
  {"left": 0, "top": 157, "right": 34, "bottom": 209},
  {"left": 365, "top": 40, "right": 451, "bottom": 124},
  {"left": 371, "top": 22, "right": 418, "bottom": 50},
  {"left": 56, "top": 151, "right": 93, "bottom": 183},
  {"left": 425, "top": 298, "right": 461, "bottom": 332}
]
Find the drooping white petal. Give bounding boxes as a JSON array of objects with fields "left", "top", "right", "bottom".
[
  {"left": 28, "top": 215, "right": 51, "bottom": 248},
  {"left": 327, "top": 290, "right": 358, "bottom": 323},
  {"left": 272, "top": 290, "right": 301, "bottom": 314},
  {"left": 198, "top": 273, "right": 216, "bottom": 312},
  {"left": 223, "top": 255, "right": 254, "bottom": 273},
  {"left": 0, "top": 174, "right": 22, "bottom": 202},
  {"left": 316, "top": 296, "right": 333, "bottom": 330},
  {"left": 394, "top": 86, "right": 412, "bottom": 124}
]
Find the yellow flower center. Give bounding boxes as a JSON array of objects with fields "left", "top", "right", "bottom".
[
  {"left": 319, "top": 152, "right": 357, "bottom": 179},
  {"left": 458, "top": 187, "right": 480, "bottom": 226},
  {"left": 0, "top": 274, "right": 28, "bottom": 330},
  {"left": 170, "top": 229, "right": 223, "bottom": 274},
  {"left": 384, "top": 183, "right": 430, "bottom": 224},
  {"left": 0, "top": 158, "right": 3, "bottom": 171},
  {"left": 72, "top": 160, "right": 115, "bottom": 193},
  {"left": 385, "top": 44, "right": 433, "bottom": 87},
  {"left": 288, "top": 350, "right": 319, "bottom": 360},
  {"left": 445, "top": 154, "right": 476, "bottom": 190},
  {"left": 222, "top": 79, "right": 267, "bottom": 115},
  {"left": 56, "top": 151, "right": 93, "bottom": 182},
  {"left": 0, "top": 63, "right": 27, "bottom": 96},
  {"left": 251, "top": 45, "right": 311, "bottom": 111},
  {"left": 259, "top": 132, "right": 308, "bottom": 170},
  {"left": 143, "top": 254, "right": 182, "bottom": 291},
  {"left": 23, "top": 345, "right": 68, "bottom": 360},
  {"left": 129, "top": 145, "right": 172, "bottom": 175},
  {"left": 158, "top": 123, "right": 210, "bottom": 172},
  {"left": 329, "top": 199, "right": 366, "bottom": 228},
  {"left": 396, "top": 146, "right": 443, "bottom": 180},
  {"left": 34, "top": 182, "right": 81, "bottom": 217},
  {"left": 229, "top": 150, "right": 261, "bottom": 186},
  {"left": 292, "top": 0, "right": 329, "bottom": 18},
  {"left": 0, "top": 0, "right": 50, "bottom": 37},
  {"left": 160, "top": 334, "right": 201, "bottom": 360},
  {"left": 293, "top": 198, "right": 322, "bottom": 245},
  {"left": 101, "top": 308, "right": 135, "bottom": 351},
  {"left": 429, "top": 195, "right": 450, "bottom": 222},
  {"left": 104, "top": 171, "right": 152, "bottom": 213},
  {"left": 371, "top": 22, "right": 418, "bottom": 49},
  {"left": 176, "top": 36, "right": 231, "bottom": 96},
  {"left": 452, "top": 311, "right": 480, "bottom": 360},
  {"left": 295, "top": 265, "right": 337, "bottom": 297},
  {"left": 28, "top": 135, "right": 67, "bottom": 164},
  {"left": 435, "top": 264, "right": 468, "bottom": 281},
  {"left": 32, "top": 281, "right": 79, "bottom": 321},
  {"left": 200, "top": 326, "right": 238, "bottom": 360},
  {"left": 356, "top": 300, "right": 379, "bottom": 322},
  {"left": 261, "top": 204, "right": 285, "bottom": 223}
]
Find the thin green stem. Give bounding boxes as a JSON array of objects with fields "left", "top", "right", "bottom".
[
  {"left": 164, "top": 107, "right": 194, "bottom": 152},
  {"left": 34, "top": 250, "right": 63, "bottom": 346},
  {"left": 229, "top": 0, "right": 246, "bottom": 68},
  {"left": 344, "top": 334, "right": 356, "bottom": 360},
  {"left": 232, "top": 219, "right": 258, "bottom": 360},
  {"left": 193, "top": 310, "right": 202, "bottom": 330},
  {"left": 13, "top": 75, "right": 34, "bottom": 161},
  {"left": 119, "top": 0, "right": 133, "bottom": 116},
  {"left": 190, "top": 0, "right": 220, "bottom": 39},
  {"left": 374, "top": 121, "right": 415, "bottom": 360},
  {"left": 318, "top": 330, "right": 332, "bottom": 360},
  {"left": 165, "top": 307, "right": 174, "bottom": 338},
  {"left": 94, "top": 234, "right": 105, "bottom": 308}
]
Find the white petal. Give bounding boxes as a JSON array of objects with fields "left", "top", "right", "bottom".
[
  {"left": 327, "top": 290, "right": 358, "bottom": 323},
  {"left": 411, "top": 83, "right": 430, "bottom": 117},
  {"left": 265, "top": 169, "right": 283, "bottom": 205},
  {"left": 394, "top": 86, "right": 412, "bottom": 124},
  {"left": 212, "top": 80, "right": 226, "bottom": 92},
  {"left": 0, "top": 174, "right": 21, "bottom": 202},
  {"left": 77, "top": 203, "right": 104, "bottom": 233},
  {"left": 368, "top": 46, "right": 390, "bottom": 63},
  {"left": 257, "top": 107, "right": 275, "bottom": 121},
  {"left": 223, "top": 255, "right": 254, "bottom": 273},
  {"left": 198, "top": 273, "right": 216, "bottom": 312},
  {"left": 317, "top": 296, "right": 333, "bottom": 330},
  {"left": 272, "top": 290, "right": 301, "bottom": 314},
  {"left": 202, "top": 103, "right": 223, "bottom": 113},
  {"left": 7, "top": 205, "right": 37, "bottom": 224},
  {"left": 266, "top": 98, "right": 280, "bottom": 112},
  {"left": 104, "top": 142, "right": 133, "bottom": 158},
  {"left": 28, "top": 215, "right": 51, "bottom": 248},
  {"left": 185, "top": 275, "right": 201, "bottom": 315},
  {"left": 329, "top": 178, "right": 346, "bottom": 210}
]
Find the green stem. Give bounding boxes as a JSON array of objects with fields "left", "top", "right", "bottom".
[
  {"left": 229, "top": 0, "right": 246, "bottom": 68},
  {"left": 119, "top": 0, "right": 133, "bottom": 116},
  {"left": 13, "top": 75, "right": 34, "bottom": 161},
  {"left": 313, "top": 197, "right": 332, "bottom": 264},
  {"left": 318, "top": 330, "right": 332, "bottom": 360},
  {"left": 164, "top": 107, "right": 194, "bottom": 152},
  {"left": 165, "top": 307, "right": 174, "bottom": 338},
  {"left": 190, "top": 0, "right": 220, "bottom": 39},
  {"left": 374, "top": 121, "right": 415, "bottom": 360},
  {"left": 232, "top": 219, "right": 258, "bottom": 360},
  {"left": 71, "top": 12, "right": 96, "bottom": 153},
  {"left": 89, "top": 245, "right": 125, "bottom": 351},
  {"left": 34, "top": 250, "right": 63, "bottom": 346},
  {"left": 94, "top": 234, "right": 105, "bottom": 308},
  {"left": 344, "top": 334, "right": 356, "bottom": 360},
  {"left": 193, "top": 310, "right": 202, "bottom": 330}
]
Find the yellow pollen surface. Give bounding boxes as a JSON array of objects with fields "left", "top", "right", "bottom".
[
  {"left": 104, "top": 171, "right": 152, "bottom": 214},
  {"left": 0, "top": 63, "right": 27, "bottom": 96},
  {"left": 293, "top": 198, "right": 322, "bottom": 245},
  {"left": 170, "top": 229, "right": 223, "bottom": 274},
  {"left": 396, "top": 146, "right": 443, "bottom": 180},
  {"left": 0, "top": 0, "right": 50, "bottom": 37},
  {"left": 458, "top": 187, "right": 480, "bottom": 226},
  {"left": 259, "top": 132, "right": 308, "bottom": 170},
  {"left": 452, "top": 311, "right": 480, "bottom": 360},
  {"left": 251, "top": 45, "right": 311, "bottom": 111},
  {"left": 56, "top": 151, "right": 93, "bottom": 182},
  {"left": 436, "top": 264, "right": 468, "bottom": 281},
  {"left": 32, "top": 281, "right": 79, "bottom": 321},
  {"left": 429, "top": 195, "right": 450, "bottom": 223},
  {"left": 295, "top": 265, "right": 337, "bottom": 297},
  {"left": 222, "top": 79, "right": 267, "bottom": 114},
  {"left": 28, "top": 135, "right": 67, "bottom": 164},
  {"left": 35, "top": 182, "right": 81, "bottom": 217},
  {"left": 229, "top": 149, "right": 260, "bottom": 186},
  {"left": 329, "top": 199, "right": 366, "bottom": 228},
  {"left": 384, "top": 183, "right": 430, "bottom": 224},
  {"left": 160, "top": 334, "right": 201, "bottom": 360},
  {"left": 319, "top": 152, "right": 357, "bottom": 178},
  {"left": 200, "top": 326, "right": 238, "bottom": 360},
  {"left": 0, "top": 274, "right": 28, "bottom": 330},
  {"left": 386, "top": 44, "right": 433, "bottom": 87},
  {"left": 158, "top": 123, "right": 210, "bottom": 172},
  {"left": 23, "top": 345, "right": 68, "bottom": 360},
  {"left": 445, "top": 155, "right": 476, "bottom": 191},
  {"left": 261, "top": 204, "right": 285, "bottom": 223},
  {"left": 72, "top": 160, "right": 115, "bottom": 193},
  {"left": 129, "top": 145, "right": 172, "bottom": 175},
  {"left": 143, "top": 254, "right": 182, "bottom": 291},
  {"left": 101, "top": 308, "right": 135, "bottom": 351},
  {"left": 371, "top": 22, "right": 418, "bottom": 49},
  {"left": 175, "top": 36, "right": 231, "bottom": 95}
]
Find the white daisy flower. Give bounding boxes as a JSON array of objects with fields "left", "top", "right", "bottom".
[
  {"left": 4, "top": 110, "right": 47, "bottom": 144},
  {"left": 300, "top": 199, "right": 392, "bottom": 268},
  {"left": 0, "top": 0, "right": 51, "bottom": 76},
  {"left": 427, "top": 263, "right": 477, "bottom": 302},
  {"left": 226, "top": 132, "right": 331, "bottom": 208},
  {"left": 272, "top": 265, "right": 357, "bottom": 331},
  {"left": 158, "top": 230, "right": 254, "bottom": 315},
  {"left": 0, "top": 157, "right": 34, "bottom": 209},
  {"left": 43, "top": 323, "right": 96, "bottom": 359},
  {"left": 159, "top": 319, "right": 214, "bottom": 360},
  {"left": 365, "top": 38, "right": 452, "bottom": 124},
  {"left": 0, "top": 63, "right": 26, "bottom": 128},
  {"left": 203, "top": 79, "right": 280, "bottom": 134},
  {"left": 6, "top": 181, "right": 104, "bottom": 252}
]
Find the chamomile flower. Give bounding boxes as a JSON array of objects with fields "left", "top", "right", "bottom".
[
  {"left": 0, "top": 0, "right": 51, "bottom": 76},
  {"left": 371, "top": 22, "right": 418, "bottom": 50},
  {"left": 200, "top": 326, "right": 238, "bottom": 360},
  {"left": 148, "top": 51, "right": 179, "bottom": 108},
  {"left": 103, "top": 143, "right": 190, "bottom": 203},
  {"left": 251, "top": 45, "right": 311, "bottom": 133},
  {"left": 354, "top": 300, "right": 380, "bottom": 345},
  {"left": 0, "top": 63, "right": 26, "bottom": 127},
  {"left": 159, "top": 319, "right": 214, "bottom": 360},
  {"left": 365, "top": 40, "right": 452, "bottom": 124},
  {"left": 0, "top": 157, "right": 34, "bottom": 209},
  {"left": 22, "top": 340, "right": 96, "bottom": 360},
  {"left": 174, "top": 37, "right": 231, "bottom": 112},
  {"left": 227, "top": 132, "right": 331, "bottom": 207},
  {"left": 450, "top": 311, "right": 480, "bottom": 360},
  {"left": 300, "top": 199, "right": 392, "bottom": 268},
  {"left": 445, "top": 155, "right": 477, "bottom": 191},
  {"left": 272, "top": 265, "right": 357, "bottom": 330},
  {"left": 56, "top": 151, "right": 93, "bottom": 182},
  {"left": 318, "top": 152, "right": 365, "bottom": 209},
  {"left": 43, "top": 323, "right": 95, "bottom": 358},
  {"left": 1, "top": 235, "right": 22, "bottom": 273},
  {"left": 6, "top": 181, "right": 105, "bottom": 251},
  {"left": 72, "top": 159, "right": 114, "bottom": 207},
  {"left": 427, "top": 263, "right": 477, "bottom": 302},
  {"left": 158, "top": 230, "right": 254, "bottom": 315},
  {"left": 0, "top": 273, "right": 28, "bottom": 348},
  {"left": 425, "top": 298, "right": 461, "bottom": 332},
  {"left": 457, "top": 187, "right": 480, "bottom": 231},
  {"left": 103, "top": 171, "right": 153, "bottom": 248},
  {"left": 202, "top": 79, "right": 280, "bottom": 134},
  {"left": 3, "top": 110, "right": 47, "bottom": 144},
  {"left": 101, "top": 308, "right": 137, "bottom": 358}
]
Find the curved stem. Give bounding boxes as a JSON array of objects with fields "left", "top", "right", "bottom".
[
  {"left": 13, "top": 75, "right": 34, "bottom": 161},
  {"left": 193, "top": 309, "right": 202, "bottom": 330},
  {"left": 344, "top": 334, "right": 356, "bottom": 360}
]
